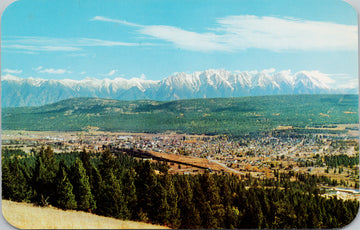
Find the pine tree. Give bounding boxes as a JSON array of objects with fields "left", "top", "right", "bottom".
[
  {"left": 135, "top": 160, "right": 157, "bottom": 220},
  {"left": 176, "top": 175, "right": 201, "bottom": 229},
  {"left": 2, "top": 157, "right": 31, "bottom": 202},
  {"left": 54, "top": 162, "right": 77, "bottom": 210},
  {"left": 221, "top": 177, "right": 233, "bottom": 208},
  {"left": 90, "top": 166, "right": 102, "bottom": 213},
  {"left": 122, "top": 168, "right": 138, "bottom": 219},
  {"left": 224, "top": 205, "right": 241, "bottom": 229},
  {"left": 153, "top": 183, "right": 170, "bottom": 224},
  {"left": 98, "top": 148, "right": 116, "bottom": 180},
  {"left": 97, "top": 149, "right": 129, "bottom": 219},
  {"left": 80, "top": 148, "right": 93, "bottom": 188},
  {"left": 163, "top": 174, "right": 180, "bottom": 228},
  {"left": 271, "top": 201, "right": 297, "bottom": 229},
  {"left": 200, "top": 172, "right": 225, "bottom": 228},
  {"left": 1, "top": 160, "right": 12, "bottom": 200},
  {"left": 32, "top": 146, "right": 58, "bottom": 206},
  {"left": 242, "top": 190, "right": 264, "bottom": 229},
  {"left": 97, "top": 170, "right": 129, "bottom": 219},
  {"left": 80, "top": 148, "right": 92, "bottom": 174},
  {"left": 70, "top": 158, "right": 96, "bottom": 212}
]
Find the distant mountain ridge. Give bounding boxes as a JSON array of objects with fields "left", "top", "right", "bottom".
[{"left": 1, "top": 69, "right": 356, "bottom": 107}]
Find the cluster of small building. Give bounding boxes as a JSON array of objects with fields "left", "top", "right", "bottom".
[{"left": 3, "top": 130, "right": 357, "bottom": 171}]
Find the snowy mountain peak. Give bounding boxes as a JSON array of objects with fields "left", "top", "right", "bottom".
[
  {"left": 2, "top": 74, "right": 23, "bottom": 82},
  {"left": 294, "top": 71, "right": 331, "bottom": 90},
  {"left": 1, "top": 69, "right": 349, "bottom": 107}
]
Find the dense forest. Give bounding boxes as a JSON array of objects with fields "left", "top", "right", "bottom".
[
  {"left": 2, "top": 94, "right": 358, "bottom": 135},
  {"left": 2, "top": 147, "right": 359, "bottom": 229}
]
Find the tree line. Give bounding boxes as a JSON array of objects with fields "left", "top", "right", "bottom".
[
  {"left": 2, "top": 146, "right": 359, "bottom": 229},
  {"left": 324, "top": 154, "right": 359, "bottom": 168}
]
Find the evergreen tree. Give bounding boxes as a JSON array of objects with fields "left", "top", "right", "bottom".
[
  {"left": 163, "top": 174, "right": 180, "bottom": 228},
  {"left": 272, "top": 201, "right": 297, "bottom": 229},
  {"left": 90, "top": 166, "right": 103, "bottom": 213},
  {"left": 135, "top": 160, "right": 157, "bottom": 220},
  {"left": 98, "top": 148, "right": 116, "bottom": 183},
  {"left": 54, "top": 161, "right": 77, "bottom": 210},
  {"left": 221, "top": 176, "right": 233, "bottom": 207},
  {"left": 153, "top": 183, "right": 170, "bottom": 224},
  {"left": 80, "top": 148, "right": 91, "bottom": 174},
  {"left": 1, "top": 160, "right": 12, "bottom": 200},
  {"left": 97, "top": 170, "right": 129, "bottom": 219},
  {"left": 70, "top": 158, "right": 96, "bottom": 212},
  {"left": 122, "top": 168, "right": 138, "bottom": 219},
  {"left": 97, "top": 149, "right": 129, "bottom": 219},
  {"left": 200, "top": 172, "right": 225, "bottom": 228},
  {"left": 224, "top": 205, "right": 241, "bottom": 229},
  {"left": 80, "top": 148, "right": 93, "bottom": 188},
  {"left": 32, "top": 146, "right": 58, "bottom": 206},
  {"left": 241, "top": 188, "right": 264, "bottom": 228},
  {"left": 2, "top": 157, "right": 31, "bottom": 202},
  {"left": 177, "top": 176, "right": 201, "bottom": 229}
]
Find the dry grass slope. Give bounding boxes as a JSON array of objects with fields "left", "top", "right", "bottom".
[{"left": 2, "top": 200, "right": 169, "bottom": 229}]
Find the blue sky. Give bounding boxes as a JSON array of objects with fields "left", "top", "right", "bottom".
[{"left": 1, "top": 0, "right": 358, "bottom": 88}]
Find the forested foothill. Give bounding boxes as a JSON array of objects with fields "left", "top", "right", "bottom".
[
  {"left": 2, "top": 94, "right": 358, "bottom": 135},
  {"left": 2, "top": 146, "right": 359, "bottom": 229}
]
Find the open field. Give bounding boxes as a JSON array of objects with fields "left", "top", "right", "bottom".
[
  {"left": 149, "top": 150, "right": 241, "bottom": 174},
  {"left": 2, "top": 200, "right": 169, "bottom": 229}
]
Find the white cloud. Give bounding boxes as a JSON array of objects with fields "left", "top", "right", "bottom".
[
  {"left": 80, "top": 71, "right": 86, "bottom": 75},
  {"left": 139, "top": 25, "right": 227, "bottom": 51},
  {"left": 1, "top": 49, "right": 37, "bottom": 55},
  {"left": 215, "top": 15, "right": 357, "bottom": 51},
  {"left": 75, "top": 38, "right": 139, "bottom": 47},
  {"left": 2, "top": 69, "right": 23, "bottom": 74},
  {"left": 93, "top": 15, "right": 357, "bottom": 52},
  {"left": 2, "top": 36, "right": 148, "bottom": 53},
  {"left": 100, "top": 69, "right": 118, "bottom": 77},
  {"left": 92, "top": 16, "right": 227, "bottom": 51},
  {"left": 107, "top": 70, "right": 117, "bottom": 76},
  {"left": 37, "top": 68, "right": 71, "bottom": 74},
  {"left": 335, "top": 78, "right": 358, "bottom": 89},
  {"left": 91, "top": 16, "right": 141, "bottom": 27},
  {"left": 3, "top": 44, "right": 81, "bottom": 52},
  {"left": 1, "top": 73, "right": 22, "bottom": 81}
]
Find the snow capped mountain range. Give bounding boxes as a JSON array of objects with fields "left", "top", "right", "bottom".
[{"left": 1, "top": 69, "right": 356, "bottom": 107}]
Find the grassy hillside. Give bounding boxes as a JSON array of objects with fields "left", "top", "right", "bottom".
[
  {"left": 2, "top": 200, "right": 169, "bottom": 229},
  {"left": 2, "top": 95, "right": 358, "bottom": 135}
]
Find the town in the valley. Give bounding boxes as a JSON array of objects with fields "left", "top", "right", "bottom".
[{"left": 2, "top": 124, "right": 360, "bottom": 201}]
